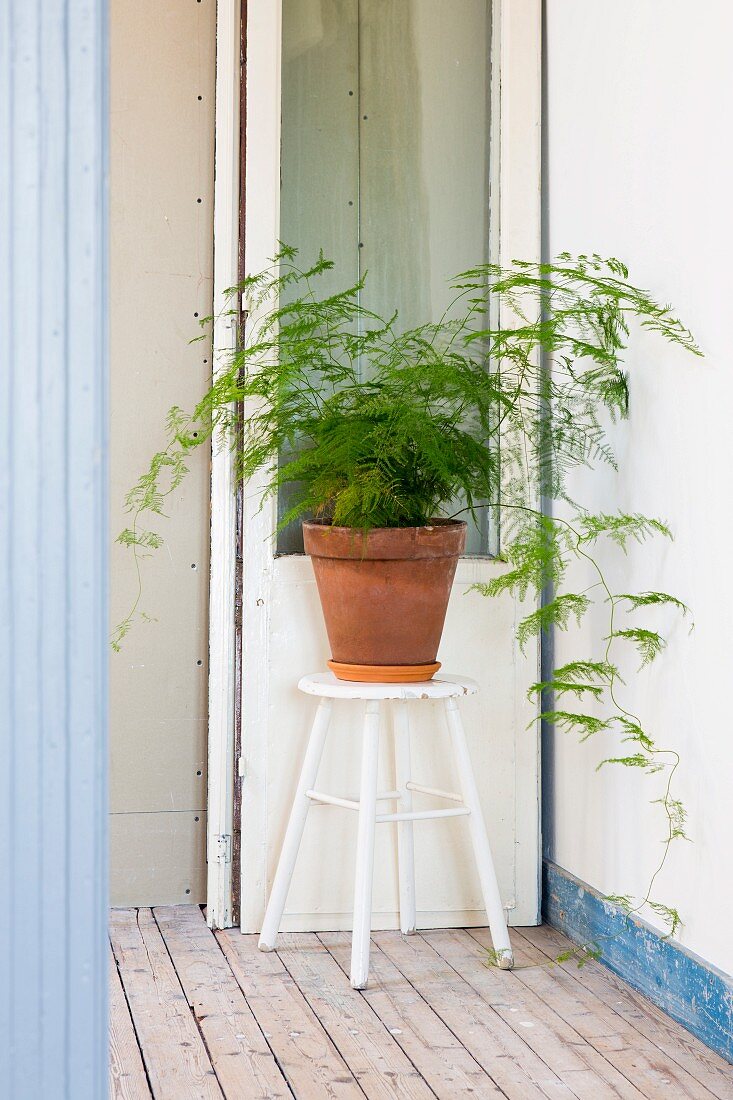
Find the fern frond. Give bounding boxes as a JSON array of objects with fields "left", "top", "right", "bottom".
[
  {"left": 652, "top": 797, "right": 690, "bottom": 841},
  {"left": 611, "top": 627, "right": 666, "bottom": 666},
  {"left": 554, "top": 660, "right": 620, "bottom": 684},
  {"left": 617, "top": 591, "right": 690, "bottom": 616},
  {"left": 539, "top": 710, "right": 610, "bottom": 740},
  {"left": 518, "top": 594, "right": 591, "bottom": 651},
  {"left": 605, "top": 893, "right": 634, "bottom": 911},
  {"left": 116, "top": 529, "right": 164, "bottom": 551},
  {"left": 556, "top": 944, "right": 602, "bottom": 967},
  {"left": 531, "top": 679, "right": 605, "bottom": 701},
  {"left": 647, "top": 903, "right": 683, "bottom": 938},
  {"left": 578, "top": 512, "right": 672, "bottom": 549},
  {"left": 614, "top": 716, "right": 655, "bottom": 751},
  {"left": 598, "top": 753, "right": 664, "bottom": 773}
]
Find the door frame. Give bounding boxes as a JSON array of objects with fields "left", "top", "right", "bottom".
[
  {"left": 206, "top": 0, "right": 242, "bottom": 928},
  {"left": 207, "top": 0, "right": 542, "bottom": 930}
]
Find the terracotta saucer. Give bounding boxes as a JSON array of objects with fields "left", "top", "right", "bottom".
[{"left": 327, "top": 660, "right": 441, "bottom": 684}]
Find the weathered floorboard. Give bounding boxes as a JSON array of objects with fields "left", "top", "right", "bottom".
[
  {"left": 217, "top": 928, "right": 363, "bottom": 1098},
  {"left": 469, "top": 927, "right": 718, "bottom": 1100},
  {"left": 108, "top": 945, "right": 152, "bottom": 1100},
  {"left": 321, "top": 930, "right": 503, "bottom": 1099},
  {"left": 515, "top": 925, "right": 733, "bottom": 1100},
  {"left": 153, "top": 906, "right": 289, "bottom": 1098},
  {"left": 109, "top": 909, "right": 223, "bottom": 1100},
  {"left": 373, "top": 929, "right": 576, "bottom": 1100},
  {"left": 111, "top": 914, "right": 732, "bottom": 1100},
  {"left": 277, "top": 931, "right": 433, "bottom": 1099},
  {"left": 426, "top": 927, "right": 645, "bottom": 1100}
]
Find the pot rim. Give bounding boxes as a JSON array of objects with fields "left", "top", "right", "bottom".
[
  {"left": 302, "top": 518, "right": 467, "bottom": 561},
  {"left": 302, "top": 517, "right": 467, "bottom": 534}
]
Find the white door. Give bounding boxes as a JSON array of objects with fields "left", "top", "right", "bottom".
[{"left": 214, "top": 0, "right": 542, "bottom": 933}]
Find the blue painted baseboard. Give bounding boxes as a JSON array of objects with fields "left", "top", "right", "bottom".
[{"left": 542, "top": 860, "right": 733, "bottom": 1064}]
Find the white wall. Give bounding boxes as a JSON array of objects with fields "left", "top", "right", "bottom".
[{"left": 544, "top": 0, "right": 733, "bottom": 973}]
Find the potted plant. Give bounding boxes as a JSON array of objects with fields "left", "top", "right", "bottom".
[
  {"left": 116, "top": 248, "right": 697, "bottom": 684},
  {"left": 117, "top": 246, "right": 700, "bottom": 939}
]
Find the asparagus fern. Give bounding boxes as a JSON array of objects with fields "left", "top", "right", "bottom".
[{"left": 116, "top": 245, "right": 701, "bottom": 947}]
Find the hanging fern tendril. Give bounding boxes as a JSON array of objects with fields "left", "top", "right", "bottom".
[
  {"left": 115, "top": 246, "right": 701, "bottom": 959},
  {"left": 477, "top": 503, "right": 693, "bottom": 963}
]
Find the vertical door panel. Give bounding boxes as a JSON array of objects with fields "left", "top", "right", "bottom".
[{"left": 240, "top": 0, "right": 541, "bottom": 933}]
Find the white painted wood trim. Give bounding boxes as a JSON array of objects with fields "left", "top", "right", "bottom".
[
  {"left": 239, "top": 0, "right": 282, "bottom": 934},
  {"left": 495, "top": 0, "right": 543, "bottom": 924},
  {"left": 495, "top": 0, "right": 543, "bottom": 271},
  {"left": 206, "top": 0, "right": 241, "bottom": 929},
  {"left": 276, "top": 909, "right": 515, "bottom": 932}
]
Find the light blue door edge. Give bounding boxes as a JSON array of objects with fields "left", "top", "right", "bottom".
[{"left": 0, "top": 1, "right": 109, "bottom": 1096}]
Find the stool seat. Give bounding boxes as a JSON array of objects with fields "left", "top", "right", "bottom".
[
  {"left": 259, "top": 669, "right": 513, "bottom": 988},
  {"left": 298, "top": 671, "right": 479, "bottom": 701}
]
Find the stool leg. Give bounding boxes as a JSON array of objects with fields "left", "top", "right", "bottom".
[
  {"left": 259, "top": 697, "right": 332, "bottom": 951},
  {"left": 444, "top": 697, "right": 514, "bottom": 969},
  {"left": 392, "top": 700, "right": 416, "bottom": 935},
  {"left": 350, "top": 699, "right": 380, "bottom": 989}
]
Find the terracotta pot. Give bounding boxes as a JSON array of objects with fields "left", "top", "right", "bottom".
[{"left": 303, "top": 520, "right": 467, "bottom": 682}]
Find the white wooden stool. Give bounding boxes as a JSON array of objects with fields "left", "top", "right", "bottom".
[{"left": 258, "top": 672, "right": 513, "bottom": 988}]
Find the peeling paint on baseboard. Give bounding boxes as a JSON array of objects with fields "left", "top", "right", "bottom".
[{"left": 543, "top": 861, "right": 733, "bottom": 1065}]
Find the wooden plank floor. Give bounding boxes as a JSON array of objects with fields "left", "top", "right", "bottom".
[{"left": 109, "top": 907, "right": 733, "bottom": 1100}]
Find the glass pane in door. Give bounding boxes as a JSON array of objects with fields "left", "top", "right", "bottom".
[{"left": 278, "top": 0, "right": 492, "bottom": 554}]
